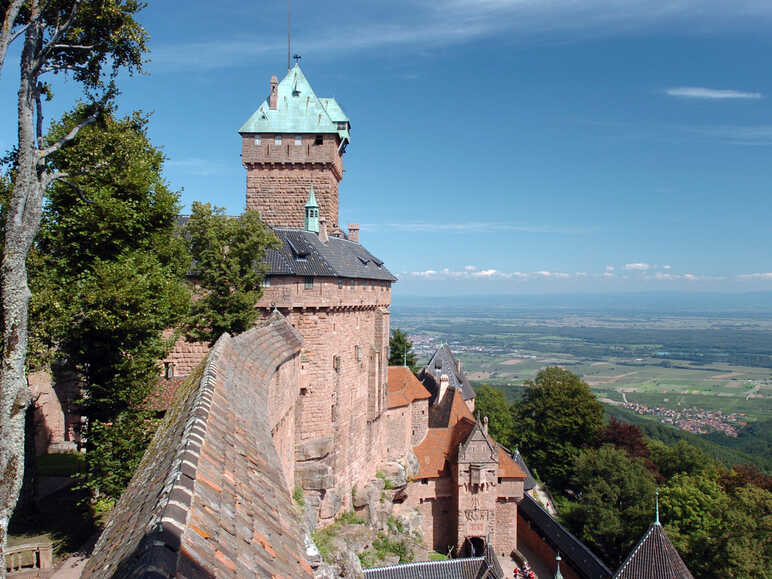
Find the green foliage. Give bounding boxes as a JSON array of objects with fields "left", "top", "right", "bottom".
[
  {"left": 605, "top": 405, "right": 771, "bottom": 472},
  {"left": 184, "top": 202, "right": 278, "bottom": 344},
  {"left": 514, "top": 367, "right": 604, "bottom": 489},
  {"left": 474, "top": 384, "right": 515, "bottom": 448},
  {"left": 649, "top": 440, "right": 710, "bottom": 479},
  {"left": 359, "top": 532, "right": 414, "bottom": 568},
  {"left": 293, "top": 486, "right": 305, "bottom": 507},
  {"left": 26, "top": 108, "right": 189, "bottom": 500},
  {"left": 428, "top": 551, "right": 449, "bottom": 561},
  {"left": 564, "top": 445, "right": 657, "bottom": 567},
  {"left": 80, "top": 410, "right": 157, "bottom": 500},
  {"left": 35, "top": 453, "right": 85, "bottom": 477},
  {"left": 376, "top": 471, "right": 395, "bottom": 490},
  {"left": 311, "top": 526, "right": 336, "bottom": 563},
  {"left": 388, "top": 329, "right": 418, "bottom": 373},
  {"left": 386, "top": 515, "right": 405, "bottom": 534},
  {"left": 338, "top": 511, "right": 366, "bottom": 525},
  {"left": 659, "top": 471, "right": 728, "bottom": 576}
]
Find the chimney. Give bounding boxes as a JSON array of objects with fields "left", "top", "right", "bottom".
[
  {"left": 439, "top": 374, "right": 449, "bottom": 403},
  {"left": 319, "top": 217, "right": 329, "bottom": 243},
  {"left": 269, "top": 75, "right": 278, "bottom": 109},
  {"left": 482, "top": 416, "right": 489, "bottom": 436},
  {"left": 348, "top": 223, "right": 359, "bottom": 243},
  {"left": 456, "top": 359, "right": 462, "bottom": 374}
]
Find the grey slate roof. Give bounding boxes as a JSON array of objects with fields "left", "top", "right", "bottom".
[
  {"left": 420, "top": 345, "right": 476, "bottom": 402},
  {"left": 613, "top": 523, "right": 693, "bottom": 579},
  {"left": 266, "top": 228, "right": 397, "bottom": 281},
  {"left": 364, "top": 545, "right": 503, "bottom": 579},
  {"left": 512, "top": 449, "right": 537, "bottom": 491},
  {"left": 519, "top": 495, "right": 612, "bottom": 579}
]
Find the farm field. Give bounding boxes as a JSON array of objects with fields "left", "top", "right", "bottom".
[{"left": 391, "top": 295, "right": 772, "bottom": 423}]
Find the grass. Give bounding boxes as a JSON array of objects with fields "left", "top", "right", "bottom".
[
  {"left": 429, "top": 551, "right": 450, "bottom": 561},
  {"left": 358, "top": 532, "right": 413, "bottom": 568},
  {"left": 292, "top": 485, "right": 305, "bottom": 506},
  {"left": 376, "top": 470, "right": 395, "bottom": 490},
  {"left": 310, "top": 511, "right": 366, "bottom": 562}
]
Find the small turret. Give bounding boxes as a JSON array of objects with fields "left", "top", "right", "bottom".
[{"left": 304, "top": 186, "right": 319, "bottom": 233}]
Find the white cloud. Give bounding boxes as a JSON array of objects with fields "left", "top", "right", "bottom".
[
  {"left": 624, "top": 262, "right": 650, "bottom": 271},
  {"left": 605, "top": 265, "right": 615, "bottom": 272},
  {"left": 663, "top": 264, "right": 672, "bottom": 269},
  {"left": 151, "top": 1, "right": 772, "bottom": 71},
  {"left": 738, "top": 272, "right": 772, "bottom": 279},
  {"left": 473, "top": 269, "right": 498, "bottom": 277},
  {"left": 464, "top": 265, "right": 478, "bottom": 271},
  {"left": 665, "top": 86, "right": 763, "bottom": 100}
]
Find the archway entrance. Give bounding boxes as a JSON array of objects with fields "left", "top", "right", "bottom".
[{"left": 465, "top": 536, "right": 486, "bottom": 557}]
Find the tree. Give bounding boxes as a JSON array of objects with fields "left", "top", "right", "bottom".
[
  {"left": 27, "top": 108, "right": 189, "bottom": 499},
  {"left": 649, "top": 439, "right": 710, "bottom": 480},
  {"left": 475, "top": 385, "right": 515, "bottom": 449},
  {"left": 388, "top": 328, "right": 418, "bottom": 373},
  {"left": 513, "top": 367, "right": 604, "bottom": 489},
  {"left": 564, "top": 445, "right": 657, "bottom": 567},
  {"left": 0, "top": 1, "right": 146, "bottom": 556},
  {"left": 659, "top": 472, "right": 728, "bottom": 577},
  {"left": 184, "top": 202, "right": 278, "bottom": 345}
]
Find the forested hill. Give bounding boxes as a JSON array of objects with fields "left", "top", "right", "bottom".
[{"left": 605, "top": 405, "right": 772, "bottom": 473}]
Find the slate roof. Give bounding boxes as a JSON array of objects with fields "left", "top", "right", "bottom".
[
  {"left": 388, "top": 366, "right": 431, "bottom": 409},
  {"left": 364, "top": 544, "right": 503, "bottom": 579},
  {"left": 239, "top": 64, "right": 350, "bottom": 143},
  {"left": 519, "top": 494, "right": 612, "bottom": 579},
  {"left": 420, "top": 345, "right": 476, "bottom": 402},
  {"left": 512, "top": 449, "right": 537, "bottom": 491},
  {"left": 266, "top": 228, "right": 397, "bottom": 281},
  {"left": 84, "top": 314, "right": 312, "bottom": 578},
  {"left": 613, "top": 523, "right": 694, "bottom": 579}
]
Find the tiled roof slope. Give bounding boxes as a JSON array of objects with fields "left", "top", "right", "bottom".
[
  {"left": 420, "top": 345, "right": 475, "bottom": 402},
  {"left": 84, "top": 314, "right": 311, "bottom": 578},
  {"left": 512, "top": 449, "right": 537, "bottom": 491},
  {"left": 519, "top": 494, "right": 612, "bottom": 579},
  {"left": 364, "top": 544, "right": 503, "bottom": 578},
  {"left": 239, "top": 64, "right": 350, "bottom": 142},
  {"left": 414, "top": 389, "right": 475, "bottom": 478},
  {"left": 266, "top": 228, "right": 397, "bottom": 281},
  {"left": 145, "top": 377, "right": 186, "bottom": 412},
  {"left": 614, "top": 523, "right": 694, "bottom": 579},
  {"left": 387, "top": 366, "right": 431, "bottom": 409}
]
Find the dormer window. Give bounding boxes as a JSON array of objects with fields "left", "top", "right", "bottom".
[
  {"left": 275, "top": 135, "right": 282, "bottom": 145},
  {"left": 295, "top": 135, "right": 302, "bottom": 146},
  {"left": 254, "top": 136, "right": 261, "bottom": 145},
  {"left": 314, "top": 135, "right": 323, "bottom": 145}
]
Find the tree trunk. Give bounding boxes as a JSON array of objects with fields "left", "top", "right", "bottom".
[{"left": 0, "top": 15, "right": 44, "bottom": 570}]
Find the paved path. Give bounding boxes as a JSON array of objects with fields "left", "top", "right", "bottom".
[{"left": 51, "top": 532, "right": 98, "bottom": 579}]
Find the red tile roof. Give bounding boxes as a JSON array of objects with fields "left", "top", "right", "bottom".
[{"left": 387, "top": 366, "right": 431, "bottom": 409}]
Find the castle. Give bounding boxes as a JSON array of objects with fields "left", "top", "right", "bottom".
[{"left": 84, "top": 64, "right": 693, "bottom": 579}]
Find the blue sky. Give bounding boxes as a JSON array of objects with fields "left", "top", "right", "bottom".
[{"left": 2, "top": 0, "right": 772, "bottom": 296}]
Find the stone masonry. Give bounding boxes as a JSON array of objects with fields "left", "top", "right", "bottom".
[
  {"left": 85, "top": 314, "right": 311, "bottom": 577},
  {"left": 242, "top": 137, "right": 342, "bottom": 229}
]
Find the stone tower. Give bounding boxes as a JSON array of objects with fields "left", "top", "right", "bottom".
[{"left": 239, "top": 64, "right": 350, "bottom": 229}]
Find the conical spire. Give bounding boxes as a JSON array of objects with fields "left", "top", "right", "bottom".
[
  {"left": 304, "top": 186, "right": 319, "bottom": 233},
  {"left": 554, "top": 553, "right": 564, "bottom": 579}
]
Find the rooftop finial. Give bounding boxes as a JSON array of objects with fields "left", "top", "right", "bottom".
[
  {"left": 293, "top": 53, "right": 302, "bottom": 66},
  {"left": 554, "top": 553, "right": 563, "bottom": 579},
  {"left": 655, "top": 489, "right": 661, "bottom": 526},
  {"left": 287, "top": 0, "right": 291, "bottom": 71}
]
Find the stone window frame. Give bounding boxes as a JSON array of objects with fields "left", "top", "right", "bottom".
[
  {"left": 294, "top": 135, "right": 302, "bottom": 146},
  {"left": 304, "top": 276, "right": 314, "bottom": 290},
  {"left": 275, "top": 134, "right": 282, "bottom": 145},
  {"left": 254, "top": 135, "right": 261, "bottom": 145}
]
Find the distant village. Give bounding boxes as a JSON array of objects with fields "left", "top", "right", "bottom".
[{"left": 620, "top": 402, "right": 747, "bottom": 437}]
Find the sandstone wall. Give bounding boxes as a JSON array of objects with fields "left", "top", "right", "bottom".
[
  {"left": 84, "top": 315, "right": 310, "bottom": 577},
  {"left": 161, "top": 337, "right": 210, "bottom": 378},
  {"left": 384, "top": 406, "right": 410, "bottom": 460},
  {"left": 242, "top": 133, "right": 343, "bottom": 229},
  {"left": 411, "top": 399, "right": 429, "bottom": 446},
  {"left": 517, "top": 512, "right": 581, "bottom": 579}
]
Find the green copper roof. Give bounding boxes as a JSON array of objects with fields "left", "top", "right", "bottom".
[
  {"left": 239, "top": 64, "right": 350, "bottom": 142},
  {"left": 304, "top": 185, "right": 318, "bottom": 208}
]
